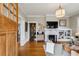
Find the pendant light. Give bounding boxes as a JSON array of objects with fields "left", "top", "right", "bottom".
[{"left": 56, "top": 4, "right": 65, "bottom": 18}]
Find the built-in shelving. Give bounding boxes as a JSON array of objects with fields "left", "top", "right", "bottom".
[
  {"left": 1, "top": 3, "right": 17, "bottom": 22},
  {"left": 0, "top": 3, "right": 18, "bottom": 56},
  {"left": 59, "top": 29, "right": 72, "bottom": 39}
]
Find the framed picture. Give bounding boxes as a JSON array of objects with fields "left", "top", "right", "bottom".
[
  {"left": 59, "top": 19, "right": 66, "bottom": 26},
  {"left": 25, "top": 22, "right": 28, "bottom": 32}
]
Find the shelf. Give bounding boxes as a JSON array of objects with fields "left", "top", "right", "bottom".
[
  {"left": 0, "top": 3, "right": 18, "bottom": 56},
  {"left": 3, "top": 6, "right": 8, "bottom": 17},
  {"left": 59, "top": 29, "right": 72, "bottom": 39},
  {"left": 2, "top": 3, "right": 18, "bottom": 22}
]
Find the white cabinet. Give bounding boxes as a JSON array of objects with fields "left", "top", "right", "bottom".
[{"left": 37, "top": 34, "right": 44, "bottom": 41}]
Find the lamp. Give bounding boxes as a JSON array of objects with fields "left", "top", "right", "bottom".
[
  {"left": 56, "top": 4, "right": 65, "bottom": 18},
  {"left": 75, "top": 32, "right": 79, "bottom": 38},
  {"left": 74, "top": 32, "right": 79, "bottom": 46}
]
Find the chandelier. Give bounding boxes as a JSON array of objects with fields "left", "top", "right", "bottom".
[{"left": 56, "top": 4, "right": 65, "bottom": 18}]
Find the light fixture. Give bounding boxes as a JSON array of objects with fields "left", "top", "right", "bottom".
[{"left": 56, "top": 4, "right": 65, "bottom": 18}]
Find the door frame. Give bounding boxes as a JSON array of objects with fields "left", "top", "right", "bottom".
[{"left": 28, "top": 21, "right": 37, "bottom": 41}]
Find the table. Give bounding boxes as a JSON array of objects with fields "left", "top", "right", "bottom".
[
  {"left": 63, "top": 44, "right": 79, "bottom": 56},
  {"left": 57, "top": 39, "right": 72, "bottom": 43}
]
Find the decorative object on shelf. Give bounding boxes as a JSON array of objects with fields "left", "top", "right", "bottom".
[
  {"left": 56, "top": 4, "right": 65, "bottom": 18},
  {"left": 75, "top": 32, "right": 79, "bottom": 41},
  {"left": 59, "top": 31, "right": 64, "bottom": 39},
  {"left": 59, "top": 19, "right": 66, "bottom": 26}
]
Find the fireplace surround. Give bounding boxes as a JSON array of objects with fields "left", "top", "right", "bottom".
[
  {"left": 49, "top": 35, "right": 57, "bottom": 42},
  {"left": 45, "top": 29, "right": 58, "bottom": 42}
]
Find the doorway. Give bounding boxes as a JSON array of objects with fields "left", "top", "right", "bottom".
[{"left": 29, "top": 23, "right": 36, "bottom": 41}]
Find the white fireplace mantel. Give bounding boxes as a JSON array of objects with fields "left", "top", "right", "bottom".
[
  {"left": 45, "top": 27, "right": 72, "bottom": 42},
  {"left": 45, "top": 28, "right": 59, "bottom": 42}
]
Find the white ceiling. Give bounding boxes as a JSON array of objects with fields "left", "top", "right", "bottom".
[{"left": 19, "top": 3, "right": 79, "bottom": 17}]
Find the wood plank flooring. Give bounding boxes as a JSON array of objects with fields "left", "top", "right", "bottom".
[{"left": 19, "top": 41, "right": 46, "bottom": 56}]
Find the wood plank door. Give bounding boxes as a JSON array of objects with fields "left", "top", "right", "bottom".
[
  {"left": 0, "top": 33, "right": 6, "bottom": 56},
  {"left": 6, "top": 32, "right": 17, "bottom": 56}
]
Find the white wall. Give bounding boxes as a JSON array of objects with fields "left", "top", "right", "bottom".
[
  {"left": 19, "top": 16, "right": 28, "bottom": 46},
  {"left": 46, "top": 15, "right": 58, "bottom": 21},
  {"left": 68, "top": 15, "right": 79, "bottom": 36},
  {"left": 77, "top": 17, "right": 79, "bottom": 32},
  {"left": 25, "top": 17, "right": 29, "bottom": 43}
]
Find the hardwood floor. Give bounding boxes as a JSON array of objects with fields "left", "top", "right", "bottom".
[{"left": 19, "top": 41, "right": 46, "bottom": 56}]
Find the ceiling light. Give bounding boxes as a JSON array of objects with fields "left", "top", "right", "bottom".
[{"left": 56, "top": 4, "right": 65, "bottom": 18}]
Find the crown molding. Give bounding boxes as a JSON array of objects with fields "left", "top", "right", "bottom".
[{"left": 26, "top": 15, "right": 45, "bottom": 18}]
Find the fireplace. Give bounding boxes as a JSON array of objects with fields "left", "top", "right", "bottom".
[
  {"left": 48, "top": 35, "right": 57, "bottom": 42},
  {"left": 45, "top": 29, "right": 58, "bottom": 42}
]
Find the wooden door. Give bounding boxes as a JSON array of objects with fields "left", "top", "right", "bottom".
[
  {"left": 6, "top": 32, "right": 17, "bottom": 56},
  {"left": 0, "top": 33, "right": 6, "bottom": 56}
]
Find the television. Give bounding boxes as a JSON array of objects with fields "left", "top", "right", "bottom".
[{"left": 47, "top": 21, "right": 58, "bottom": 28}]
